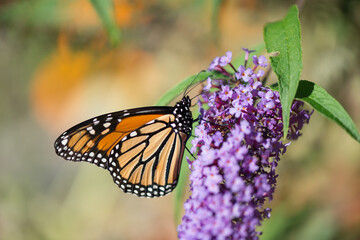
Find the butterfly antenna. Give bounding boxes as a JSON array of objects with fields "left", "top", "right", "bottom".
[
  {"left": 183, "top": 70, "right": 206, "bottom": 97},
  {"left": 190, "top": 92, "right": 202, "bottom": 101},
  {"left": 187, "top": 76, "right": 217, "bottom": 103},
  {"left": 186, "top": 80, "right": 207, "bottom": 97}
]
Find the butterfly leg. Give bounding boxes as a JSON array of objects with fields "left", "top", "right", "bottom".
[{"left": 185, "top": 146, "right": 196, "bottom": 160}]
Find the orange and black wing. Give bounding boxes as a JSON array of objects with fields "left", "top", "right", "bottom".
[
  {"left": 54, "top": 107, "right": 173, "bottom": 168},
  {"left": 54, "top": 107, "right": 189, "bottom": 197},
  {"left": 107, "top": 114, "right": 189, "bottom": 197}
]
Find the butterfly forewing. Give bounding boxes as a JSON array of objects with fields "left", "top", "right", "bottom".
[
  {"left": 54, "top": 96, "right": 193, "bottom": 198},
  {"left": 54, "top": 107, "right": 172, "bottom": 168}
]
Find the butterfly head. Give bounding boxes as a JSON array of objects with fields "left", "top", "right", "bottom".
[{"left": 172, "top": 96, "right": 193, "bottom": 134}]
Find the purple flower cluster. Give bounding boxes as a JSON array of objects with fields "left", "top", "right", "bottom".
[{"left": 178, "top": 50, "right": 312, "bottom": 239}]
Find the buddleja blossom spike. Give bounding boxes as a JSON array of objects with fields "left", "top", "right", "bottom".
[{"left": 178, "top": 50, "right": 312, "bottom": 240}]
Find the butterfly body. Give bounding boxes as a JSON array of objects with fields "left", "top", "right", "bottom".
[{"left": 54, "top": 96, "right": 193, "bottom": 198}]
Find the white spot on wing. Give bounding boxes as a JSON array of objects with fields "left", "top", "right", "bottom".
[
  {"left": 61, "top": 139, "right": 68, "bottom": 145},
  {"left": 147, "top": 120, "right": 155, "bottom": 125},
  {"left": 103, "top": 122, "right": 111, "bottom": 128}
]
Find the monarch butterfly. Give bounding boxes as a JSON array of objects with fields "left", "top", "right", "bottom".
[{"left": 54, "top": 95, "right": 193, "bottom": 198}]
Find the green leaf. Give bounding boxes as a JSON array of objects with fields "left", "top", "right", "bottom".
[
  {"left": 155, "top": 71, "right": 227, "bottom": 106},
  {"left": 271, "top": 80, "right": 360, "bottom": 142},
  {"left": 173, "top": 118, "right": 198, "bottom": 225},
  {"left": 90, "top": 0, "right": 121, "bottom": 47},
  {"left": 173, "top": 153, "right": 190, "bottom": 225},
  {"left": 264, "top": 5, "right": 302, "bottom": 138},
  {"left": 297, "top": 80, "right": 360, "bottom": 142}
]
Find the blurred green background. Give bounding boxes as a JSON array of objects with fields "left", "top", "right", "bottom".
[{"left": 0, "top": 0, "right": 359, "bottom": 239}]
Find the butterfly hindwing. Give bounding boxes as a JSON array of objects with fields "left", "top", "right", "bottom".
[{"left": 107, "top": 114, "right": 189, "bottom": 197}]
